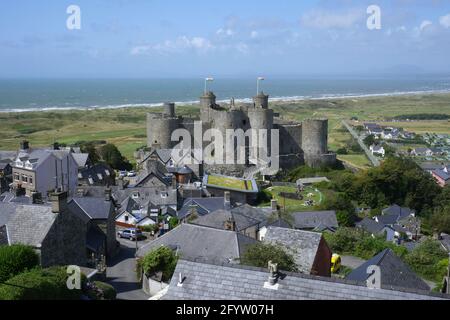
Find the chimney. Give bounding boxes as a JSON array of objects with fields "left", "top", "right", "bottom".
[
  {"left": 224, "top": 191, "right": 231, "bottom": 210},
  {"left": 224, "top": 217, "right": 236, "bottom": 232},
  {"left": 267, "top": 260, "right": 279, "bottom": 286},
  {"left": 31, "top": 192, "right": 43, "bottom": 204},
  {"left": 271, "top": 199, "right": 278, "bottom": 213},
  {"left": 177, "top": 272, "right": 185, "bottom": 287},
  {"left": 50, "top": 191, "right": 68, "bottom": 213},
  {"left": 20, "top": 140, "right": 30, "bottom": 151},
  {"left": 172, "top": 175, "right": 177, "bottom": 188},
  {"left": 105, "top": 188, "right": 112, "bottom": 202}
]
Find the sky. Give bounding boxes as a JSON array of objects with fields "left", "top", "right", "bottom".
[{"left": 1, "top": 0, "right": 450, "bottom": 78}]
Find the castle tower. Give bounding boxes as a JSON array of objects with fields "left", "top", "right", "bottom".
[
  {"left": 301, "top": 119, "right": 330, "bottom": 167},
  {"left": 253, "top": 92, "right": 269, "bottom": 109},
  {"left": 163, "top": 102, "right": 175, "bottom": 118},
  {"left": 147, "top": 113, "right": 179, "bottom": 149},
  {"left": 200, "top": 91, "right": 217, "bottom": 123}
]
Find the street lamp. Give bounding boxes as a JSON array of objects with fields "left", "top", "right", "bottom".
[
  {"left": 204, "top": 77, "right": 214, "bottom": 94},
  {"left": 257, "top": 77, "right": 265, "bottom": 95}
]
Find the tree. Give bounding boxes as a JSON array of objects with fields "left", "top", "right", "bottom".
[
  {"left": 427, "top": 206, "right": 450, "bottom": 234},
  {"left": 80, "top": 142, "right": 100, "bottom": 164},
  {"left": 320, "top": 193, "right": 357, "bottom": 227},
  {"left": 0, "top": 245, "right": 39, "bottom": 283},
  {"left": 99, "top": 144, "right": 132, "bottom": 171},
  {"left": 241, "top": 243, "right": 297, "bottom": 272},
  {"left": 138, "top": 246, "right": 178, "bottom": 282},
  {"left": 363, "top": 134, "right": 376, "bottom": 147}
]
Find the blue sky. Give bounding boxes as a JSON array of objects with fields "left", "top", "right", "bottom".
[{"left": 1, "top": 0, "right": 450, "bottom": 78}]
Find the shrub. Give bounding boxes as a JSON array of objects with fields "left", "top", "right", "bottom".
[
  {"left": 0, "top": 245, "right": 40, "bottom": 283},
  {"left": 93, "top": 281, "right": 116, "bottom": 300},
  {"left": 241, "top": 243, "right": 297, "bottom": 272},
  {"left": 138, "top": 246, "right": 178, "bottom": 282},
  {"left": 0, "top": 266, "right": 85, "bottom": 300}
]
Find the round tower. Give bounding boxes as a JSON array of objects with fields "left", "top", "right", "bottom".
[
  {"left": 147, "top": 113, "right": 179, "bottom": 149},
  {"left": 163, "top": 102, "right": 175, "bottom": 118},
  {"left": 200, "top": 91, "right": 217, "bottom": 123},
  {"left": 301, "top": 119, "right": 329, "bottom": 167},
  {"left": 248, "top": 108, "right": 274, "bottom": 159},
  {"left": 253, "top": 92, "right": 269, "bottom": 109}
]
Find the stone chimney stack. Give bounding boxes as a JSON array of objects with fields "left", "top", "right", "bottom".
[
  {"left": 271, "top": 199, "right": 278, "bottom": 213},
  {"left": 31, "top": 192, "right": 43, "bottom": 205},
  {"left": 105, "top": 188, "right": 112, "bottom": 202},
  {"left": 268, "top": 260, "right": 279, "bottom": 286},
  {"left": 224, "top": 191, "right": 231, "bottom": 210},
  {"left": 20, "top": 140, "right": 30, "bottom": 151},
  {"left": 224, "top": 217, "right": 236, "bottom": 232},
  {"left": 50, "top": 191, "right": 68, "bottom": 213},
  {"left": 172, "top": 175, "right": 177, "bottom": 188}
]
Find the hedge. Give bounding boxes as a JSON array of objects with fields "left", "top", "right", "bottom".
[{"left": 0, "top": 245, "right": 40, "bottom": 283}]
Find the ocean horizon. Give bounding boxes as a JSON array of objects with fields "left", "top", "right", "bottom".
[{"left": 1, "top": 76, "right": 450, "bottom": 113}]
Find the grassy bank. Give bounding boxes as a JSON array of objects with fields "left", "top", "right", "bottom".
[{"left": 1, "top": 93, "right": 449, "bottom": 165}]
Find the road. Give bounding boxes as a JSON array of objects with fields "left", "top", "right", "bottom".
[
  {"left": 341, "top": 255, "right": 366, "bottom": 269},
  {"left": 106, "top": 237, "right": 150, "bottom": 300},
  {"left": 342, "top": 120, "right": 380, "bottom": 167}
]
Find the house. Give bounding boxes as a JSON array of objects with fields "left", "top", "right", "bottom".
[
  {"left": 432, "top": 166, "right": 450, "bottom": 187},
  {"left": 382, "top": 129, "right": 400, "bottom": 140},
  {"left": 203, "top": 174, "right": 259, "bottom": 205},
  {"left": 412, "top": 148, "right": 433, "bottom": 157},
  {"left": 136, "top": 223, "right": 257, "bottom": 264},
  {"left": 190, "top": 200, "right": 277, "bottom": 240},
  {"left": 78, "top": 163, "right": 115, "bottom": 187},
  {"left": 262, "top": 227, "right": 332, "bottom": 277},
  {"left": 71, "top": 153, "right": 91, "bottom": 170},
  {"left": 291, "top": 211, "right": 338, "bottom": 232},
  {"left": 10, "top": 141, "right": 79, "bottom": 197},
  {"left": 0, "top": 191, "right": 87, "bottom": 268},
  {"left": 67, "top": 189, "right": 118, "bottom": 260},
  {"left": 113, "top": 186, "right": 178, "bottom": 213},
  {"left": 346, "top": 249, "right": 430, "bottom": 292},
  {"left": 356, "top": 218, "right": 396, "bottom": 241},
  {"left": 159, "top": 259, "right": 447, "bottom": 300},
  {"left": 370, "top": 144, "right": 385, "bottom": 157},
  {"left": 177, "top": 196, "right": 228, "bottom": 221}
]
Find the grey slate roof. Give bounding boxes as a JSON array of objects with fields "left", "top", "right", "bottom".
[
  {"left": 68, "top": 197, "right": 114, "bottom": 222},
  {"left": 177, "top": 197, "right": 226, "bottom": 219},
  {"left": 263, "top": 227, "right": 323, "bottom": 274},
  {"left": 72, "top": 153, "right": 89, "bottom": 168},
  {"left": 434, "top": 169, "right": 450, "bottom": 181},
  {"left": 162, "top": 259, "right": 448, "bottom": 300},
  {"left": 78, "top": 163, "right": 113, "bottom": 185},
  {"left": 292, "top": 211, "right": 338, "bottom": 230},
  {"left": 113, "top": 187, "right": 177, "bottom": 208},
  {"left": 356, "top": 217, "right": 386, "bottom": 234},
  {"left": 346, "top": 249, "right": 430, "bottom": 292},
  {"left": 382, "top": 204, "right": 413, "bottom": 219},
  {"left": 5, "top": 204, "right": 56, "bottom": 247},
  {"left": 0, "top": 151, "right": 18, "bottom": 162},
  {"left": 440, "top": 233, "right": 450, "bottom": 252},
  {"left": 137, "top": 223, "right": 257, "bottom": 264}
]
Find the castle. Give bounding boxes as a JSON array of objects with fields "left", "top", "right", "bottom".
[{"left": 139, "top": 91, "right": 336, "bottom": 177}]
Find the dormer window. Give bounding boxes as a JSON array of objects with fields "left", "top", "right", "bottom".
[
  {"left": 161, "top": 192, "right": 168, "bottom": 199},
  {"left": 132, "top": 192, "right": 140, "bottom": 199}
]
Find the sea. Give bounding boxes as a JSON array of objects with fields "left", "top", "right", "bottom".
[{"left": 1, "top": 75, "right": 450, "bottom": 113}]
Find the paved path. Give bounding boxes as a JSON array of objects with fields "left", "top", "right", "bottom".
[
  {"left": 106, "top": 238, "right": 150, "bottom": 300},
  {"left": 342, "top": 120, "right": 380, "bottom": 167},
  {"left": 341, "top": 255, "right": 367, "bottom": 269}
]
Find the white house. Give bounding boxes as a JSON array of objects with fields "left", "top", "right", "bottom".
[{"left": 370, "top": 145, "right": 385, "bottom": 157}]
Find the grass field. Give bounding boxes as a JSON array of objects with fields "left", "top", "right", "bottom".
[
  {"left": 1, "top": 93, "right": 450, "bottom": 167},
  {"left": 206, "top": 175, "right": 253, "bottom": 191},
  {"left": 261, "top": 185, "right": 323, "bottom": 212}
]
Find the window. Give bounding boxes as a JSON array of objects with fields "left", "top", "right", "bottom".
[
  {"left": 14, "top": 174, "right": 20, "bottom": 181},
  {"left": 125, "top": 215, "right": 129, "bottom": 222},
  {"left": 22, "top": 175, "right": 28, "bottom": 183},
  {"left": 29, "top": 177, "right": 33, "bottom": 184}
]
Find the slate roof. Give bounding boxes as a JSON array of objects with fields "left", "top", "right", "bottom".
[
  {"left": 137, "top": 223, "right": 257, "bottom": 264},
  {"left": 78, "top": 163, "right": 113, "bottom": 185},
  {"left": 263, "top": 227, "right": 324, "bottom": 274},
  {"left": 383, "top": 204, "right": 413, "bottom": 219},
  {"left": 292, "top": 211, "right": 338, "bottom": 230},
  {"left": 346, "top": 249, "right": 430, "bottom": 292},
  {"left": 440, "top": 233, "right": 450, "bottom": 252},
  {"left": 134, "top": 170, "right": 171, "bottom": 187},
  {"left": 177, "top": 197, "right": 226, "bottom": 219},
  {"left": 68, "top": 197, "right": 114, "bottom": 222},
  {"left": 0, "top": 151, "right": 17, "bottom": 162},
  {"left": 434, "top": 169, "right": 450, "bottom": 181},
  {"left": 5, "top": 203, "right": 56, "bottom": 247},
  {"left": 72, "top": 153, "right": 89, "bottom": 168},
  {"left": 162, "top": 259, "right": 448, "bottom": 300},
  {"left": 356, "top": 218, "right": 386, "bottom": 234},
  {"left": 113, "top": 187, "right": 177, "bottom": 208}
]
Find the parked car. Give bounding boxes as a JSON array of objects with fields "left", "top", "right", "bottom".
[
  {"left": 127, "top": 171, "right": 137, "bottom": 177},
  {"left": 117, "top": 228, "right": 144, "bottom": 241},
  {"left": 331, "top": 254, "right": 342, "bottom": 274},
  {"left": 118, "top": 171, "right": 127, "bottom": 178}
]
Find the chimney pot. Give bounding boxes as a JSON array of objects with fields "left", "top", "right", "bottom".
[{"left": 268, "top": 260, "right": 279, "bottom": 285}]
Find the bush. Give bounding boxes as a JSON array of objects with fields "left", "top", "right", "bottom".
[
  {"left": 0, "top": 266, "right": 86, "bottom": 300},
  {"left": 241, "top": 243, "right": 297, "bottom": 272},
  {"left": 140, "top": 224, "right": 159, "bottom": 233},
  {"left": 0, "top": 245, "right": 40, "bottom": 283},
  {"left": 138, "top": 246, "right": 178, "bottom": 282},
  {"left": 336, "top": 148, "right": 348, "bottom": 155},
  {"left": 93, "top": 281, "right": 116, "bottom": 300}
]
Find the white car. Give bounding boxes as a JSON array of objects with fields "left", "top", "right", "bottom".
[{"left": 127, "top": 171, "right": 136, "bottom": 177}]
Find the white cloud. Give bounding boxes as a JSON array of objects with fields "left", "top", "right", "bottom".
[
  {"left": 420, "top": 20, "right": 432, "bottom": 31},
  {"left": 440, "top": 14, "right": 450, "bottom": 28},
  {"left": 300, "top": 9, "right": 362, "bottom": 29},
  {"left": 250, "top": 31, "right": 258, "bottom": 39},
  {"left": 216, "top": 28, "right": 234, "bottom": 37},
  {"left": 131, "top": 36, "right": 214, "bottom": 55}
]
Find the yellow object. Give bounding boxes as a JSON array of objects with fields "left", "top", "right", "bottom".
[{"left": 331, "top": 254, "right": 341, "bottom": 274}]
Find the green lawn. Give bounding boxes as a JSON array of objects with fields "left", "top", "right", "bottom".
[
  {"left": 261, "top": 185, "right": 323, "bottom": 212},
  {"left": 207, "top": 175, "right": 253, "bottom": 191}
]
